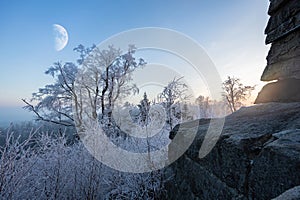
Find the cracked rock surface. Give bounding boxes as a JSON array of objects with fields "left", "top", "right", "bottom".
[{"left": 164, "top": 103, "right": 300, "bottom": 200}]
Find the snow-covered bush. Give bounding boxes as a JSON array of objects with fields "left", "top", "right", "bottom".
[{"left": 0, "top": 125, "right": 167, "bottom": 199}]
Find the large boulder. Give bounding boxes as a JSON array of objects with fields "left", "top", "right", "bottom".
[{"left": 164, "top": 103, "right": 300, "bottom": 199}]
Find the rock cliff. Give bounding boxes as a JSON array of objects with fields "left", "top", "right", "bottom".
[
  {"left": 255, "top": 0, "right": 300, "bottom": 103},
  {"left": 164, "top": 103, "right": 300, "bottom": 199}
]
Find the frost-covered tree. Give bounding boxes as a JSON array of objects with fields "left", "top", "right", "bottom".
[
  {"left": 77, "top": 45, "right": 145, "bottom": 122},
  {"left": 222, "top": 76, "right": 255, "bottom": 113},
  {"left": 181, "top": 102, "right": 189, "bottom": 121},
  {"left": 23, "top": 45, "right": 146, "bottom": 131},
  {"left": 138, "top": 92, "right": 151, "bottom": 126},
  {"left": 0, "top": 127, "right": 38, "bottom": 199},
  {"left": 22, "top": 61, "right": 78, "bottom": 127},
  {"left": 158, "top": 77, "right": 190, "bottom": 130},
  {"left": 22, "top": 45, "right": 95, "bottom": 128},
  {"left": 195, "top": 95, "right": 210, "bottom": 118}
]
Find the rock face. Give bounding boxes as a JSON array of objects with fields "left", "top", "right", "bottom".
[
  {"left": 262, "top": 31, "right": 300, "bottom": 81},
  {"left": 264, "top": 0, "right": 300, "bottom": 45},
  {"left": 255, "top": 78, "right": 300, "bottom": 103},
  {"left": 164, "top": 103, "right": 300, "bottom": 199},
  {"left": 255, "top": 0, "right": 300, "bottom": 103}
]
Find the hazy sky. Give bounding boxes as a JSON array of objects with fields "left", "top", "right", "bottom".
[{"left": 0, "top": 0, "right": 270, "bottom": 122}]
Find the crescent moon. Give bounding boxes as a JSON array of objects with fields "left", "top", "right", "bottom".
[{"left": 53, "top": 24, "right": 68, "bottom": 51}]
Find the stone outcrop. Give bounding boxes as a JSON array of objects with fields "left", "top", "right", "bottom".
[
  {"left": 265, "top": 0, "right": 300, "bottom": 45},
  {"left": 255, "top": 0, "right": 300, "bottom": 103},
  {"left": 255, "top": 78, "right": 300, "bottom": 103},
  {"left": 262, "top": 31, "right": 300, "bottom": 81},
  {"left": 164, "top": 103, "right": 300, "bottom": 199}
]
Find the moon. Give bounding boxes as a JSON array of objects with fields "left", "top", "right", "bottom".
[{"left": 53, "top": 24, "right": 68, "bottom": 51}]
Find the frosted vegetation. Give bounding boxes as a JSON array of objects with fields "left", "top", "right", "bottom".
[
  {"left": 0, "top": 44, "right": 254, "bottom": 199},
  {"left": 0, "top": 123, "right": 167, "bottom": 199}
]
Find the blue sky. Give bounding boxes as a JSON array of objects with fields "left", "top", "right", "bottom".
[{"left": 0, "top": 0, "right": 269, "bottom": 123}]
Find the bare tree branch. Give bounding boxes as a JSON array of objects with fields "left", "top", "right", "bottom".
[{"left": 22, "top": 99, "right": 74, "bottom": 127}]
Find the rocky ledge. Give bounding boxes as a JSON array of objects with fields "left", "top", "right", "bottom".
[
  {"left": 255, "top": 78, "right": 300, "bottom": 103},
  {"left": 164, "top": 103, "right": 300, "bottom": 199}
]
